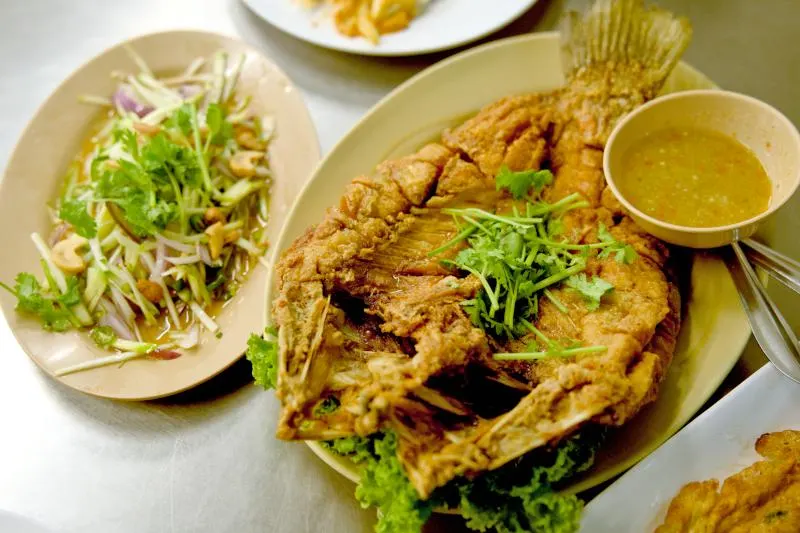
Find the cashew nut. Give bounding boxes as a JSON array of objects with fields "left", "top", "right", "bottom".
[
  {"left": 205, "top": 222, "right": 225, "bottom": 260},
  {"left": 52, "top": 234, "right": 88, "bottom": 274},
  {"left": 136, "top": 279, "right": 163, "bottom": 303},
  {"left": 133, "top": 122, "right": 161, "bottom": 136},
  {"left": 203, "top": 206, "right": 226, "bottom": 225},
  {"left": 224, "top": 229, "right": 242, "bottom": 245},
  {"left": 235, "top": 130, "right": 266, "bottom": 151},
  {"left": 228, "top": 150, "right": 264, "bottom": 179}
]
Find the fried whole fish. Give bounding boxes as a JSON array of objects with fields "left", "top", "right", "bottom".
[{"left": 272, "top": 0, "right": 691, "bottom": 498}]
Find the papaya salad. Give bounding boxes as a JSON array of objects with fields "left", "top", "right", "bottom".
[{"left": 0, "top": 48, "right": 274, "bottom": 376}]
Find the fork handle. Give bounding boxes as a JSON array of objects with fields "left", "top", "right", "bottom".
[{"left": 742, "top": 238, "right": 800, "bottom": 295}]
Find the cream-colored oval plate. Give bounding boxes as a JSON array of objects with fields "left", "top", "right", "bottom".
[
  {"left": 266, "top": 32, "right": 751, "bottom": 492},
  {"left": 0, "top": 30, "right": 320, "bottom": 400}
]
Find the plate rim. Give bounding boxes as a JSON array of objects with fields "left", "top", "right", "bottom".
[
  {"left": 242, "top": 0, "right": 540, "bottom": 57},
  {"left": 580, "top": 361, "right": 785, "bottom": 531},
  {"left": 264, "top": 31, "right": 753, "bottom": 495},
  {"left": 0, "top": 28, "right": 321, "bottom": 400}
]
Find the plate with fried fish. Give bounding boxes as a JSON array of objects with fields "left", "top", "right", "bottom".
[
  {"left": 246, "top": 0, "right": 754, "bottom": 530},
  {"left": 242, "top": 0, "right": 538, "bottom": 56}
]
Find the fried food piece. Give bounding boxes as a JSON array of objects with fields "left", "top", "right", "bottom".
[
  {"left": 324, "top": 0, "right": 421, "bottom": 44},
  {"left": 655, "top": 430, "right": 800, "bottom": 533},
  {"left": 273, "top": 0, "right": 692, "bottom": 498}
]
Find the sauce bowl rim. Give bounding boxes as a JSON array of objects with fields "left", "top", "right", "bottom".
[{"left": 603, "top": 89, "right": 800, "bottom": 236}]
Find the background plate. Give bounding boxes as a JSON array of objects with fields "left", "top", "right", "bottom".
[
  {"left": 0, "top": 30, "right": 320, "bottom": 400},
  {"left": 266, "top": 33, "right": 752, "bottom": 493},
  {"left": 581, "top": 363, "right": 800, "bottom": 531},
  {"left": 242, "top": 0, "right": 538, "bottom": 56}
]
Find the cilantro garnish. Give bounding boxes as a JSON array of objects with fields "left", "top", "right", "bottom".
[
  {"left": 59, "top": 198, "right": 97, "bottom": 238},
  {"left": 565, "top": 273, "right": 614, "bottom": 311},
  {"left": 495, "top": 166, "right": 554, "bottom": 199},
  {"left": 0, "top": 273, "right": 81, "bottom": 331},
  {"left": 429, "top": 168, "right": 639, "bottom": 361},
  {"left": 597, "top": 223, "right": 638, "bottom": 264}
]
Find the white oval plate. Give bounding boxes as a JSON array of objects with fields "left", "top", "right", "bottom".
[
  {"left": 581, "top": 363, "right": 798, "bottom": 532},
  {"left": 242, "top": 0, "right": 538, "bottom": 56},
  {"left": 266, "top": 32, "right": 752, "bottom": 493},
  {"left": 0, "top": 30, "right": 320, "bottom": 400}
]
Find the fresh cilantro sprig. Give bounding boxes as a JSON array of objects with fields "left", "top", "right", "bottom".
[
  {"left": 429, "top": 167, "right": 639, "bottom": 360},
  {"left": 565, "top": 273, "right": 614, "bottom": 311},
  {"left": 59, "top": 199, "right": 97, "bottom": 238},
  {"left": 0, "top": 273, "right": 82, "bottom": 331},
  {"left": 495, "top": 166, "right": 554, "bottom": 199},
  {"left": 598, "top": 223, "right": 638, "bottom": 264}
]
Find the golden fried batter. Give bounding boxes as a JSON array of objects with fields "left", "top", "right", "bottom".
[
  {"left": 272, "top": 0, "right": 693, "bottom": 498},
  {"left": 656, "top": 430, "right": 800, "bottom": 533}
]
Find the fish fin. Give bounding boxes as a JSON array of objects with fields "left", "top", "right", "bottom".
[{"left": 561, "top": 0, "right": 692, "bottom": 93}]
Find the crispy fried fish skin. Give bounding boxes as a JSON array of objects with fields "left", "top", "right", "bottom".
[
  {"left": 656, "top": 430, "right": 800, "bottom": 533},
  {"left": 273, "top": 0, "right": 692, "bottom": 498}
]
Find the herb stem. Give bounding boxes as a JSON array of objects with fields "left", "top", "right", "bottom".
[
  {"left": 544, "top": 289, "right": 568, "bottom": 314},
  {"left": 427, "top": 225, "right": 480, "bottom": 257},
  {"left": 520, "top": 318, "right": 556, "bottom": 349},
  {"left": 493, "top": 345, "right": 607, "bottom": 361},
  {"left": 527, "top": 262, "right": 586, "bottom": 294}
]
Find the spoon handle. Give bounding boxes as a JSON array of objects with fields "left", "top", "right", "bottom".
[
  {"left": 724, "top": 242, "right": 800, "bottom": 384},
  {"left": 742, "top": 238, "right": 800, "bottom": 295}
]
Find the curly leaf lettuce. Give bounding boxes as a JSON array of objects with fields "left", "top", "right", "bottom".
[
  {"left": 355, "top": 433, "right": 436, "bottom": 533},
  {"left": 246, "top": 326, "right": 279, "bottom": 389},
  {"left": 326, "top": 429, "right": 605, "bottom": 533}
]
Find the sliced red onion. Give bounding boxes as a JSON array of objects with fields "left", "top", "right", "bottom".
[
  {"left": 178, "top": 84, "right": 201, "bottom": 100},
  {"left": 150, "top": 350, "right": 182, "bottom": 360},
  {"left": 109, "top": 285, "right": 136, "bottom": 325},
  {"left": 99, "top": 299, "right": 134, "bottom": 340},
  {"left": 197, "top": 243, "right": 215, "bottom": 267},
  {"left": 112, "top": 87, "right": 153, "bottom": 118},
  {"left": 172, "top": 325, "right": 200, "bottom": 350},
  {"left": 49, "top": 223, "right": 70, "bottom": 247},
  {"left": 151, "top": 243, "right": 166, "bottom": 280},
  {"left": 156, "top": 234, "right": 196, "bottom": 254}
]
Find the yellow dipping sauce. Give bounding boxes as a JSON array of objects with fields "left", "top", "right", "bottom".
[{"left": 617, "top": 127, "right": 772, "bottom": 227}]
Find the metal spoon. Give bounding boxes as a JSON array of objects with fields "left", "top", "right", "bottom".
[{"left": 723, "top": 240, "right": 800, "bottom": 384}]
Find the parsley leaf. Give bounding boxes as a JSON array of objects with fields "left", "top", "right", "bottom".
[
  {"left": 566, "top": 273, "right": 614, "bottom": 311},
  {"left": 59, "top": 198, "right": 97, "bottom": 238},
  {"left": 496, "top": 166, "right": 553, "bottom": 199}
]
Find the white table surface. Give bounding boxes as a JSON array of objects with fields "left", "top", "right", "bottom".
[{"left": 0, "top": 1, "right": 798, "bottom": 532}]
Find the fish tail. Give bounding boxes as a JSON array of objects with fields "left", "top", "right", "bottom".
[{"left": 561, "top": 0, "right": 692, "bottom": 95}]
